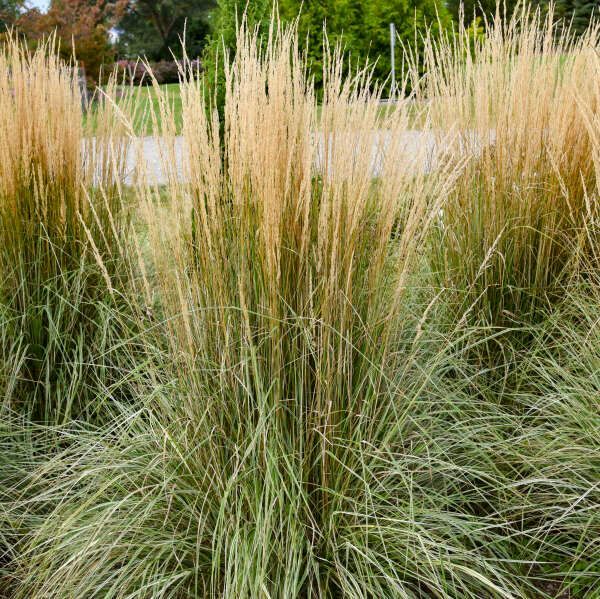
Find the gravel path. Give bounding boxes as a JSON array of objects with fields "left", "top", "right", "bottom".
[{"left": 125, "top": 131, "right": 440, "bottom": 185}]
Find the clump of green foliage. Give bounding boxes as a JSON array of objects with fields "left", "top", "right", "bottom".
[{"left": 204, "top": 0, "right": 451, "bottom": 112}]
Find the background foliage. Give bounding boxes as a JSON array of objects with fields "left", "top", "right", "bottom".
[
  {"left": 1, "top": 1, "right": 598, "bottom": 87},
  {"left": 553, "top": 0, "right": 598, "bottom": 35},
  {"left": 446, "top": 0, "right": 520, "bottom": 23},
  {"left": 8, "top": 0, "right": 126, "bottom": 85},
  {"left": 206, "top": 0, "right": 451, "bottom": 92},
  {"left": 0, "top": 0, "right": 22, "bottom": 28},
  {"left": 116, "top": 0, "right": 215, "bottom": 61}
]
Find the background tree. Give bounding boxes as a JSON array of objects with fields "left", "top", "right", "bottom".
[
  {"left": 204, "top": 0, "right": 273, "bottom": 58},
  {"left": 316, "top": 0, "right": 450, "bottom": 89},
  {"left": 206, "top": 0, "right": 451, "bottom": 98},
  {"left": 15, "top": 0, "right": 126, "bottom": 85},
  {"left": 445, "top": 0, "right": 521, "bottom": 25},
  {"left": 0, "top": 0, "right": 24, "bottom": 29},
  {"left": 0, "top": 0, "right": 26, "bottom": 33},
  {"left": 281, "top": 0, "right": 453, "bottom": 91},
  {"left": 552, "top": 0, "right": 598, "bottom": 35},
  {"left": 116, "top": 0, "right": 215, "bottom": 60}
]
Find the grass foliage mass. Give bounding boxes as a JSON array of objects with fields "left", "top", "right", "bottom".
[{"left": 1, "top": 7, "right": 599, "bottom": 599}]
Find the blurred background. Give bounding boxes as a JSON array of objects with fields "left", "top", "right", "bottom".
[{"left": 0, "top": 1, "right": 596, "bottom": 89}]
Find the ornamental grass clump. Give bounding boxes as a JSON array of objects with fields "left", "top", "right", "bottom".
[
  {"left": 141, "top": 25, "right": 462, "bottom": 583},
  {"left": 143, "top": 22, "right": 459, "bottom": 405},
  {"left": 418, "top": 7, "right": 600, "bottom": 328},
  {"left": 10, "top": 22, "right": 515, "bottom": 599},
  {"left": 5, "top": 16, "right": 600, "bottom": 599},
  {"left": 0, "top": 36, "right": 133, "bottom": 422}
]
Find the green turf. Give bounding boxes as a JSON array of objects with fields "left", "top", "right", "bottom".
[
  {"left": 126, "top": 85, "right": 421, "bottom": 136},
  {"left": 131, "top": 83, "right": 183, "bottom": 136}
]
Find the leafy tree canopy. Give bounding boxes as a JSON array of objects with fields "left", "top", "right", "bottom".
[
  {"left": 206, "top": 0, "right": 451, "bottom": 96},
  {"left": 13, "top": 0, "right": 126, "bottom": 84},
  {"left": 553, "top": 0, "right": 598, "bottom": 35},
  {"left": 281, "top": 0, "right": 451, "bottom": 88},
  {"left": 0, "top": 0, "right": 25, "bottom": 28},
  {"left": 116, "top": 0, "right": 215, "bottom": 60}
]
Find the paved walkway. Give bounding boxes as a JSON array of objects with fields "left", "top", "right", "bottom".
[{"left": 125, "top": 130, "right": 441, "bottom": 185}]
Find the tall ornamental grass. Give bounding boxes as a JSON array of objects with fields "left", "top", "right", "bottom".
[
  {"left": 417, "top": 7, "right": 599, "bottom": 327},
  {"left": 141, "top": 21, "right": 460, "bottom": 466},
  {"left": 0, "top": 36, "right": 133, "bottom": 422},
  {"left": 5, "top": 22, "right": 503, "bottom": 599},
  {"left": 139, "top": 23, "right": 467, "bottom": 594},
  {"left": 2, "top": 12, "right": 600, "bottom": 599}
]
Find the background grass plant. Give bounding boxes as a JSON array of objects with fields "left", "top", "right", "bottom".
[
  {"left": 417, "top": 6, "right": 599, "bottom": 329},
  {"left": 0, "top": 35, "right": 134, "bottom": 423}
]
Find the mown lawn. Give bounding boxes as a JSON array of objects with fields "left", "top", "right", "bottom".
[
  {"left": 130, "top": 82, "right": 183, "bottom": 135},
  {"left": 119, "top": 83, "right": 421, "bottom": 136}
]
